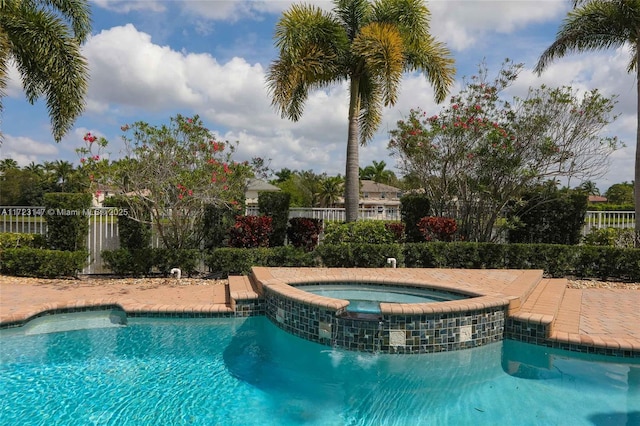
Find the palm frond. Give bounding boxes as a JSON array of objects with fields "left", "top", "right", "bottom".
[
  {"left": 334, "top": 0, "right": 372, "bottom": 41},
  {"left": 371, "top": 0, "right": 455, "bottom": 103},
  {"left": 372, "top": 0, "right": 430, "bottom": 49},
  {"left": 2, "top": 3, "right": 88, "bottom": 141},
  {"left": 40, "top": 0, "right": 92, "bottom": 42},
  {"left": 352, "top": 22, "right": 404, "bottom": 106},
  {"left": 535, "top": 0, "right": 639, "bottom": 73},
  {"left": 358, "top": 75, "right": 383, "bottom": 144},
  {"left": 267, "top": 3, "right": 349, "bottom": 121},
  {"left": 407, "top": 35, "right": 456, "bottom": 103},
  {"left": 0, "top": 28, "right": 9, "bottom": 115}
]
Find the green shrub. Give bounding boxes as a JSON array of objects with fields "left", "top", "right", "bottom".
[
  {"left": 258, "top": 191, "right": 291, "bottom": 247},
  {"left": 583, "top": 227, "right": 635, "bottom": 248},
  {"left": 587, "top": 203, "right": 634, "bottom": 212},
  {"left": 402, "top": 241, "right": 638, "bottom": 281},
  {"left": 0, "top": 232, "right": 46, "bottom": 249},
  {"left": 105, "top": 196, "right": 152, "bottom": 250},
  {"left": 400, "top": 194, "right": 430, "bottom": 243},
  {"left": 44, "top": 193, "right": 92, "bottom": 251},
  {"left": 101, "top": 248, "right": 154, "bottom": 277},
  {"left": 316, "top": 243, "right": 403, "bottom": 268},
  {"left": 202, "top": 205, "right": 236, "bottom": 249},
  {"left": 205, "top": 246, "right": 317, "bottom": 277},
  {"left": 507, "top": 188, "right": 587, "bottom": 245},
  {"left": 322, "top": 221, "right": 394, "bottom": 245},
  {"left": 153, "top": 248, "right": 201, "bottom": 277},
  {"left": 0, "top": 248, "right": 87, "bottom": 278}
]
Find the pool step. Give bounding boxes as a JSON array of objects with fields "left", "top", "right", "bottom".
[
  {"left": 508, "top": 278, "right": 568, "bottom": 340},
  {"left": 227, "top": 275, "right": 262, "bottom": 311}
]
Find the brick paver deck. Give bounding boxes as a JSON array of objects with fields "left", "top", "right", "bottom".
[{"left": 1, "top": 269, "right": 639, "bottom": 355}]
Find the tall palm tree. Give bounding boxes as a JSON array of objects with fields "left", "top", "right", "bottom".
[
  {"left": 535, "top": 0, "right": 639, "bottom": 243},
  {"left": 267, "top": 0, "right": 454, "bottom": 222},
  {"left": 0, "top": 0, "right": 91, "bottom": 142}
]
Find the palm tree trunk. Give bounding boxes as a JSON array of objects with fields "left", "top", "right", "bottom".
[
  {"left": 635, "top": 43, "right": 640, "bottom": 247},
  {"left": 345, "top": 76, "right": 361, "bottom": 222}
]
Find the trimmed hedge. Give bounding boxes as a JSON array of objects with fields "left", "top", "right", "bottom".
[
  {"left": 322, "top": 221, "right": 395, "bottom": 245},
  {"left": 205, "top": 246, "right": 318, "bottom": 277},
  {"left": 101, "top": 248, "right": 155, "bottom": 277},
  {"left": 402, "top": 242, "right": 640, "bottom": 281},
  {"left": 0, "top": 248, "right": 87, "bottom": 278},
  {"left": 44, "top": 192, "right": 92, "bottom": 251},
  {"left": 0, "top": 232, "right": 46, "bottom": 249},
  {"left": 258, "top": 191, "right": 291, "bottom": 247},
  {"left": 316, "top": 243, "right": 404, "bottom": 268},
  {"left": 101, "top": 248, "right": 201, "bottom": 277}
]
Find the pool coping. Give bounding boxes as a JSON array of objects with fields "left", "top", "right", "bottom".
[{"left": 1, "top": 268, "right": 638, "bottom": 357}]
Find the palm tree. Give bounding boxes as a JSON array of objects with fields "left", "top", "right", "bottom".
[
  {"left": 578, "top": 180, "right": 600, "bottom": 196},
  {"left": 267, "top": 0, "right": 454, "bottom": 222},
  {"left": 0, "top": 0, "right": 91, "bottom": 142},
  {"left": 319, "top": 175, "right": 345, "bottom": 207},
  {"left": 50, "top": 160, "right": 74, "bottom": 192},
  {"left": 534, "top": 0, "right": 639, "bottom": 244},
  {"left": 360, "top": 160, "right": 396, "bottom": 184},
  {"left": 0, "top": 157, "right": 18, "bottom": 172}
]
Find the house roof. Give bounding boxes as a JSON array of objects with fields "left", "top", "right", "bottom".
[
  {"left": 588, "top": 195, "right": 608, "bottom": 203},
  {"left": 246, "top": 178, "right": 280, "bottom": 192},
  {"left": 360, "top": 180, "right": 401, "bottom": 193}
]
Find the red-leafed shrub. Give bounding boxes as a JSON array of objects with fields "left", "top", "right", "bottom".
[
  {"left": 287, "top": 218, "right": 323, "bottom": 252},
  {"left": 384, "top": 222, "right": 406, "bottom": 243},
  {"left": 228, "top": 215, "right": 273, "bottom": 248},
  {"left": 417, "top": 217, "right": 457, "bottom": 242}
]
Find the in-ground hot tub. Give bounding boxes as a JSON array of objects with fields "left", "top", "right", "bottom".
[
  {"left": 252, "top": 267, "right": 521, "bottom": 354},
  {"left": 294, "top": 283, "right": 469, "bottom": 314}
]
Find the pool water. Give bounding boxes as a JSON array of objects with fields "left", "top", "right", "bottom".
[
  {"left": 1, "top": 316, "right": 639, "bottom": 425},
  {"left": 295, "top": 284, "right": 467, "bottom": 313}
]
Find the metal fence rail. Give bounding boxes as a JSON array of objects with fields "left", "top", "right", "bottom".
[
  {"left": 1, "top": 207, "right": 635, "bottom": 275},
  {"left": 582, "top": 211, "right": 635, "bottom": 235}
]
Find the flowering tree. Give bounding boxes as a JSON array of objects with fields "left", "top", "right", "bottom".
[
  {"left": 81, "top": 115, "right": 253, "bottom": 249},
  {"left": 388, "top": 61, "right": 620, "bottom": 242}
]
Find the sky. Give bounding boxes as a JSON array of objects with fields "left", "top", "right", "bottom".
[{"left": 1, "top": 0, "right": 637, "bottom": 194}]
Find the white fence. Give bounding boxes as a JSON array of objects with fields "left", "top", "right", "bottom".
[
  {"left": 582, "top": 211, "right": 635, "bottom": 235},
  {"left": 245, "top": 206, "right": 402, "bottom": 222},
  {"left": 0, "top": 207, "right": 635, "bottom": 275}
]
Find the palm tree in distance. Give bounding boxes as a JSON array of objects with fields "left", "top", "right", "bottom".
[
  {"left": 0, "top": 0, "right": 91, "bottom": 142},
  {"left": 267, "top": 0, "right": 455, "bottom": 222},
  {"left": 319, "top": 175, "right": 345, "bottom": 207},
  {"left": 360, "top": 160, "right": 396, "bottom": 184},
  {"left": 534, "top": 0, "right": 639, "bottom": 244}
]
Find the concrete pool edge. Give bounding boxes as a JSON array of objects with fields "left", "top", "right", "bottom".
[{"left": 1, "top": 268, "right": 638, "bottom": 357}]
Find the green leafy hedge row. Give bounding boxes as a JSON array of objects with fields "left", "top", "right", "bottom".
[
  {"left": 205, "top": 246, "right": 319, "bottom": 276},
  {"left": 0, "top": 248, "right": 87, "bottom": 278},
  {"left": 402, "top": 242, "right": 640, "bottom": 281},
  {"left": 101, "top": 248, "right": 201, "bottom": 277},
  {"left": 0, "top": 233, "right": 46, "bottom": 249}
]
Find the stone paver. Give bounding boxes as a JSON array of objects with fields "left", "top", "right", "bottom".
[{"left": 1, "top": 270, "right": 639, "bottom": 356}]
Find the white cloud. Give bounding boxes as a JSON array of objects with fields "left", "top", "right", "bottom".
[
  {"left": 91, "top": 0, "right": 166, "bottom": 13},
  {"left": 5, "top": 61, "right": 24, "bottom": 98},
  {"left": 429, "top": 1, "right": 568, "bottom": 51},
  {"left": 0, "top": 135, "right": 59, "bottom": 166}
]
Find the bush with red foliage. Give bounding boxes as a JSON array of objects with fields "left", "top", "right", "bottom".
[
  {"left": 287, "top": 218, "right": 323, "bottom": 252},
  {"left": 384, "top": 222, "right": 406, "bottom": 243},
  {"left": 417, "top": 217, "right": 457, "bottom": 242},
  {"left": 227, "top": 215, "right": 273, "bottom": 248}
]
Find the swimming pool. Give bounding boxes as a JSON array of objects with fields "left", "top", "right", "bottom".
[
  {"left": 294, "top": 283, "right": 468, "bottom": 313},
  {"left": 1, "top": 315, "right": 638, "bottom": 425}
]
